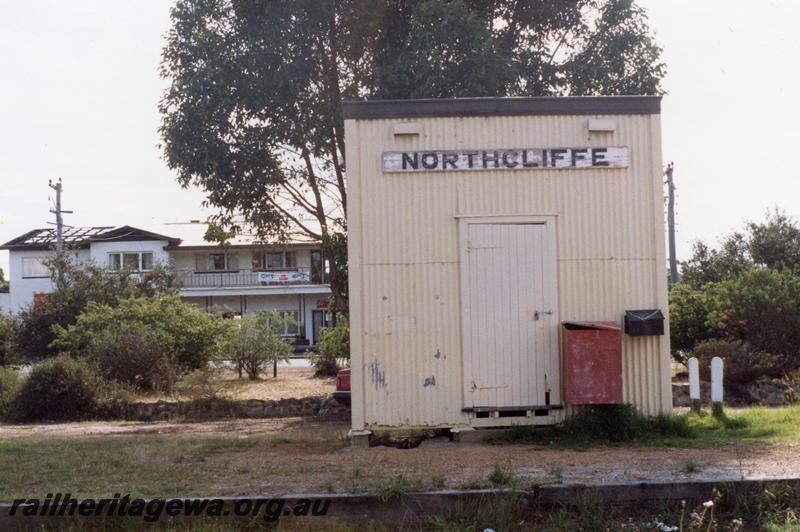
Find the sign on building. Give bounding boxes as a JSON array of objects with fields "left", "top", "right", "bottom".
[{"left": 383, "top": 147, "right": 629, "bottom": 172}]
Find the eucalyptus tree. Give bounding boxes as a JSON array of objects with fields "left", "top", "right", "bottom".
[{"left": 160, "top": 0, "right": 665, "bottom": 314}]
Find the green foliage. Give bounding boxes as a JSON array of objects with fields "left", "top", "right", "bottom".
[
  {"left": 8, "top": 356, "right": 104, "bottom": 422},
  {"left": 0, "top": 367, "right": 21, "bottom": 419},
  {"left": 52, "top": 296, "right": 229, "bottom": 382},
  {"left": 680, "top": 209, "right": 800, "bottom": 289},
  {"left": 748, "top": 210, "right": 800, "bottom": 272},
  {"left": 668, "top": 283, "right": 720, "bottom": 357},
  {"left": 317, "top": 314, "right": 350, "bottom": 363},
  {"left": 373, "top": 0, "right": 513, "bottom": 99},
  {"left": 692, "top": 339, "right": 790, "bottom": 384},
  {"left": 486, "top": 464, "right": 515, "bottom": 487},
  {"left": 683, "top": 457, "right": 700, "bottom": 473},
  {"left": 0, "top": 266, "right": 8, "bottom": 292},
  {"left": 84, "top": 321, "right": 176, "bottom": 392},
  {"left": 672, "top": 210, "right": 800, "bottom": 370},
  {"left": 307, "top": 316, "right": 344, "bottom": 378},
  {"left": 0, "top": 313, "right": 20, "bottom": 366},
  {"left": 15, "top": 255, "right": 179, "bottom": 361},
  {"left": 492, "top": 404, "right": 695, "bottom": 446},
  {"left": 227, "top": 312, "right": 293, "bottom": 380},
  {"left": 374, "top": 474, "right": 423, "bottom": 501},
  {"left": 708, "top": 268, "right": 800, "bottom": 358},
  {"left": 680, "top": 235, "right": 751, "bottom": 289},
  {"left": 558, "top": 404, "right": 695, "bottom": 444},
  {"left": 160, "top": 0, "right": 665, "bottom": 316}
]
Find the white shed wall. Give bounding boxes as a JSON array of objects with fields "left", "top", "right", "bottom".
[{"left": 346, "top": 110, "right": 671, "bottom": 430}]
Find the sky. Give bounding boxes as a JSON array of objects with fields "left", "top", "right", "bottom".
[{"left": 1, "top": 0, "right": 799, "bottom": 274}]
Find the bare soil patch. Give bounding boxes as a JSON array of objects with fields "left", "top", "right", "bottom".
[{"left": 134, "top": 366, "right": 335, "bottom": 403}]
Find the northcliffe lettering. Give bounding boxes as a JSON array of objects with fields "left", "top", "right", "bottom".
[{"left": 385, "top": 147, "right": 629, "bottom": 172}]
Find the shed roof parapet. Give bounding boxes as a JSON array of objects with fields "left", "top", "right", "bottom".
[{"left": 342, "top": 95, "right": 660, "bottom": 120}]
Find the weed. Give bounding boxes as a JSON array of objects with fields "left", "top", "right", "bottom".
[
  {"left": 486, "top": 464, "right": 514, "bottom": 487},
  {"left": 459, "top": 479, "right": 489, "bottom": 490},
  {"left": 431, "top": 474, "right": 446, "bottom": 489},
  {"left": 321, "top": 480, "right": 335, "bottom": 493},
  {"left": 345, "top": 467, "right": 365, "bottom": 494},
  {"left": 423, "top": 494, "right": 527, "bottom": 531},
  {"left": 374, "top": 474, "right": 422, "bottom": 501},
  {"left": 683, "top": 457, "right": 701, "bottom": 474},
  {"left": 548, "top": 465, "right": 563, "bottom": 483}
]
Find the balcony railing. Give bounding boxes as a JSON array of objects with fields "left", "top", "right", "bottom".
[{"left": 176, "top": 267, "right": 327, "bottom": 289}]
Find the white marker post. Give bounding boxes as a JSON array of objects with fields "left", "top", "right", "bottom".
[
  {"left": 688, "top": 357, "right": 701, "bottom": 413},
  {"left": 711, "top": 356, "right": 724, "bottom": 416}
]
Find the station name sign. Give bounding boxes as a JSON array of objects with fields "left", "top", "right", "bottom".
[{"left": 383, "top": 147, "right": 629, "bottom": 172}]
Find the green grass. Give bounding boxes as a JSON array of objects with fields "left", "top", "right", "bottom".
[
  {"left": 0, "top": 434, "right": 258, "bottom": 500},
  {"left": 489, "top": 403, "right": 800, "bottom": 448}
]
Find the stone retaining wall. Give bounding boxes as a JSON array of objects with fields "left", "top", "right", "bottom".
[
  {"left": 673, "top": 378, "right": 799, "bottom": 408},
  {"left": 123, "top": 396, "right": 348, "bottom": 421}
]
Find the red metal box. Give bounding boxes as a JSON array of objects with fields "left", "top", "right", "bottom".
[{"left": 562, "top": 321, "right": 623, "bottom": 404}]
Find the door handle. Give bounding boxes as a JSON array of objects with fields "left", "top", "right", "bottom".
[{"left": 534, "top": 310, "right": 552, "bottom": 320}]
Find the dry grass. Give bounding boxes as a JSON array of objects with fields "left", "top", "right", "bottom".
[{"left": 134, "top": 367, "right": 335, "bottom": 403}]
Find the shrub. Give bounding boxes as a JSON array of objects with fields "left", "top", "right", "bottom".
[
  {"left": 558, "top": 404, "right": 694, "bottom": 444},
  {"left": 708, "top": 268, "right": 800, "bottom": 362},
  {"left": 309, "top": 315, "right": 349, "bottom": 376},
  {"left": 52, "top": 296, "right": 230, "bottom": 378},
  {"left": 0, "top": 312, "right": 20, "bottom": 366},
  {"left": 668, "top": 283, "right": 720, "bottom": 359},
  {"left": 692, "top": 339, "right": 790, "bottom": 384},
  {"left": 176, "top": 367, "right": 229, "bottom": 400},
  {"left": 0, "top": 366, "right": 21, "bottom": 420},
  {"left": 88, "top": 321, "right": 176, "bottom": 392},
  {"left": 15, "top": 255, "right": 179, "bottom": 360},
  {"left": 227, "top": 312, "right": 293, "bottom": 380},
  {"left": 9, "top": 356, "right": 104, "bottom": 422}
]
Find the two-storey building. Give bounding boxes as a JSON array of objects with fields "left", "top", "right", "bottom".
[{"left": 0, "top": 225, "right": 332, "bottom": 348}]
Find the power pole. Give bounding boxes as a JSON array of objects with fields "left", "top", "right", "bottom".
[
  {"left": 48, "top": 178, "right": 72, "bottom": 252},
  {"left": 665, "top": 162, "right": 678, "bottom": 287}
]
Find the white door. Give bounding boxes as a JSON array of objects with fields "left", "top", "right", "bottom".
[{"left": 460, "top": 221, "right": 559, "bottom": 409}]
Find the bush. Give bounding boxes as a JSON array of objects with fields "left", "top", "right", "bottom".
[
  {"left": 0, "top": 366, "right": 21, "bottom": 419},
  {"left": 0, "top": 313, "right": 20, "bottom": 366},
  {"left": 176, "top": 367, "right": 229, "bottom": 400},
  {"left": 9, "top": 356, "right": 104, "bottom": 422},
  {"left": 52, "top": 296, "right": 230, "bottom": 379},
  {"left": 708, "top": 268, "right": 800, "bottom": 361},
  {"left": 88, "top": 321, "right": 176, "bottom": 392},
  {"left": 227, "top": 312, "right": 293, "bottom": 380},
  {"left": 692, "top": 339, "right": 790, "bottom": 384},
  {"left": 15, "top": 256, "right": 179, "bottom": 361},
  {"left": 668, "top": 283, "right": 720, "bottom": 360},
  {"left": 309, "top": 315, "right": 349, "bottom": 376}
]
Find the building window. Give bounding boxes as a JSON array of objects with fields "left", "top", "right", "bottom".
[
  {"left": 268, "top": 311, "right": 300, "bottom": 336},
  {"left": 195, "top": 253, "right": 239, "bottom": 272},
  {"left": 210, "top": 253, "right": 226, "bottom": 271},
  {"left": 253, "top": 251, "right": 296, "bottom": 270},
  {"left": 141, "top": 253, "right": 154, "bottom": 270},
  {"left": 22, "top": 257, "right": 49, "bottom": 278},
  {"left": 108, "top": 252, "right": 154, "bottom": 271}
]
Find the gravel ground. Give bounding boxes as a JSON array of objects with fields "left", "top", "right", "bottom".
[{"left": 2, "top": 417, "right": 798, "bottom": 496}]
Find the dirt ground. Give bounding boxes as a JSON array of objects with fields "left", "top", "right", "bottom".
[
  {"left": 135, "top": 366, "right": 336, "bottom": 403},
  {"left": 2, "top": 417, "right": 799, "bottom": 496}
]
